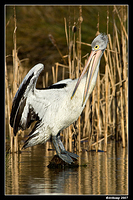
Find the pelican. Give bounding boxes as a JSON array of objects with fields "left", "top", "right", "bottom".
[{"left": 10, "top": 33, "right": 108, "bottom": 164}]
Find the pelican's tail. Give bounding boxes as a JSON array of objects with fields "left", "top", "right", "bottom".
[{"left": 22, "top": 120, "right": 50, "bottom": 149}]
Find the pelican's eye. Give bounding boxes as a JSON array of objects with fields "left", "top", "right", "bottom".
[{"left": 94, "top": 45, "right": 99, "bottom": 50}]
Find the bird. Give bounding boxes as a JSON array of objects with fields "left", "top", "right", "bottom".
[{"left": 10, "top": 33, "right": 108, "bottom": 164}]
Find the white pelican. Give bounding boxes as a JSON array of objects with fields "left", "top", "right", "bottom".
[{"left": 10, "top": 33, "right": 108, "bottom": 164}]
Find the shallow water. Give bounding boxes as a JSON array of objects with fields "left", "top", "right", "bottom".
[{"left": 5, "top": 140, "right": 128, "bottom": 195}]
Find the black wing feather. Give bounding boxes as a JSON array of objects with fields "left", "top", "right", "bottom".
[{"left": 37, "top": 83, "right": 67, "bottom": 90}]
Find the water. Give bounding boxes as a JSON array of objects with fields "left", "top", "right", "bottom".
[{"left": 5, "top": 140, "right": 128, "bottom": 195}]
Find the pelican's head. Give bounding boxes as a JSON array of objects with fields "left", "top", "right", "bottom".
[
  {"left": 71, "top": 33, "right": 108, "bottom": 104},
  {"left": 91, "top": 33, "right": 108, "bottom": 52}
]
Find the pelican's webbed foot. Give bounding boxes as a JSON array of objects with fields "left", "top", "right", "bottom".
[
  {"left": 57, "top": 135, "right": 79, "bottom": 160},
  {"left": 52, "top": 135, "right": 78, "bottom": 164},
  {"left": 52, "top": 136, "right": 73, "bottom": 164}
]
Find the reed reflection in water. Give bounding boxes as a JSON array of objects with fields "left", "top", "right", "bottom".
[{"left": 5, "top": 140, "right": 128, "bottom": 195}]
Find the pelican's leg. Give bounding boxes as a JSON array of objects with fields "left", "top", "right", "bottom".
[
  {"left": 57, "top": 135, "right": 79, "bottom": 160},
  {"left": 52, "top": 136, "right": 73, "bottom": 164}
]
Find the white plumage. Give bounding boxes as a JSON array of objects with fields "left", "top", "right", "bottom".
[{"left": 10, "top": 33, "right": 108, "bottom": 164}]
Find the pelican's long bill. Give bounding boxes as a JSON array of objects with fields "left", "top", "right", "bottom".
[{"left": 71, "top": 49, "right": 103, "bottom": 104}]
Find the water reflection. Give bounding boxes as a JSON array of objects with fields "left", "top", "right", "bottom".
[{"left": 5, "top": 140, "right": 128, "bottom": 195}]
